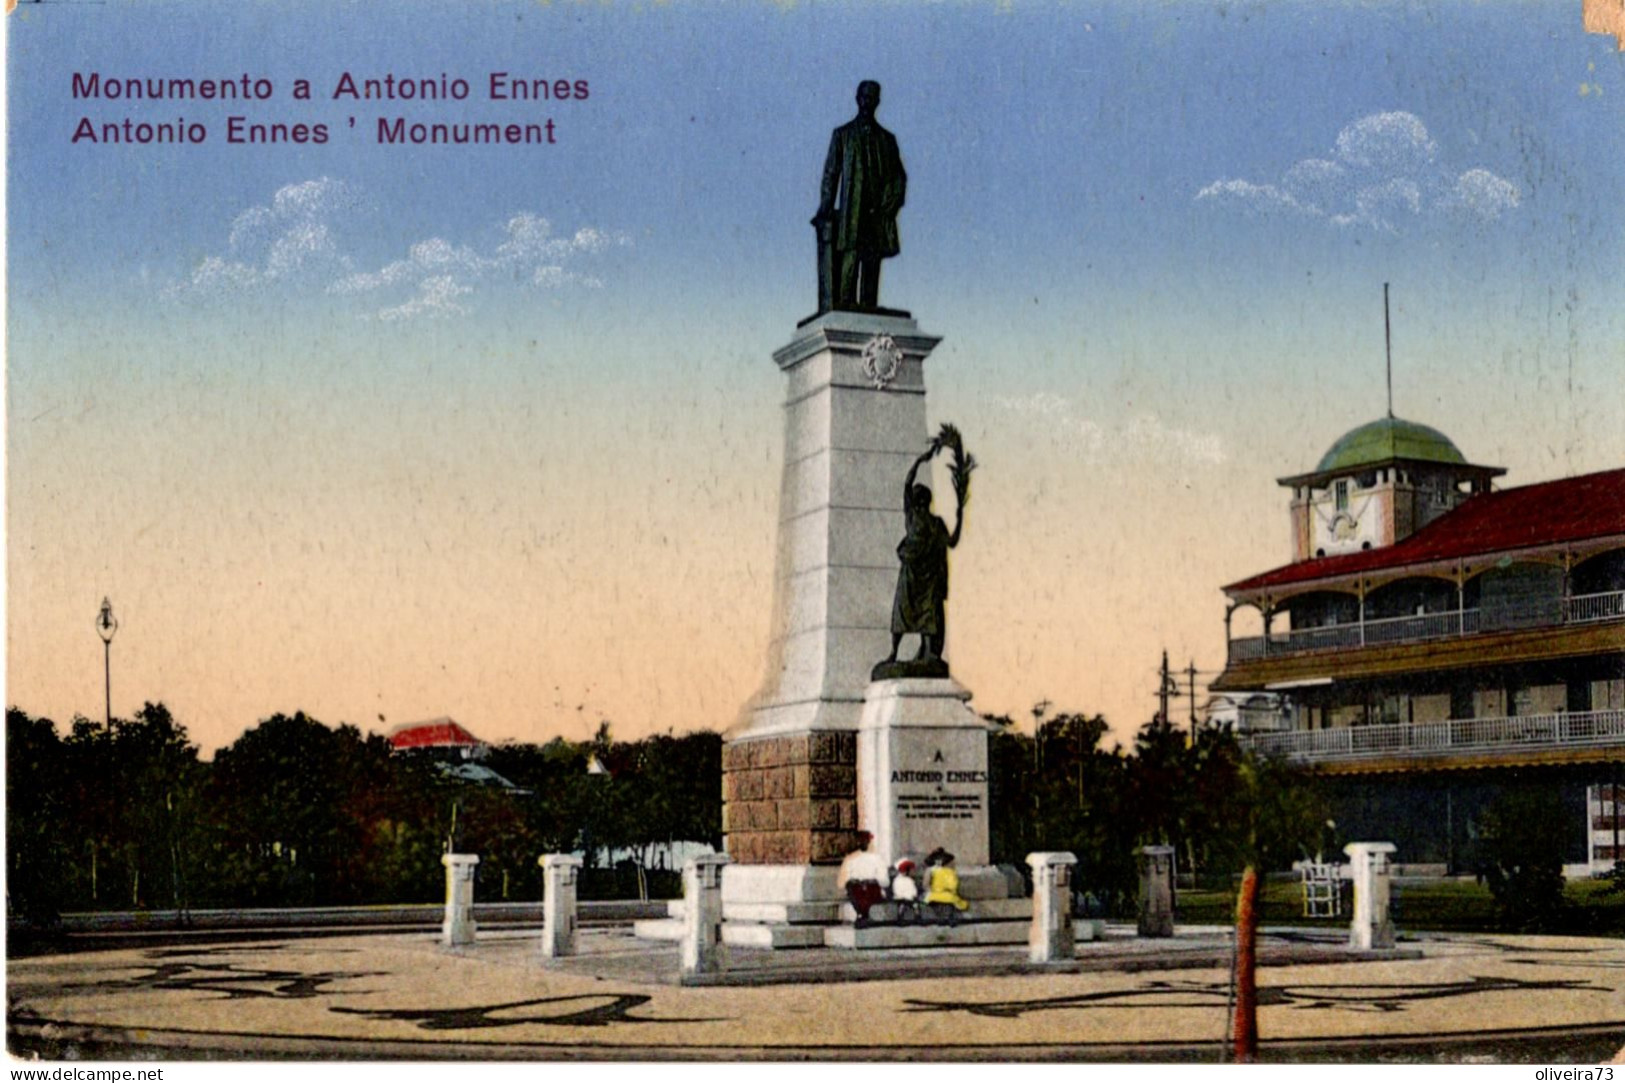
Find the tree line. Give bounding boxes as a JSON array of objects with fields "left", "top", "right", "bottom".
[
  {"left": 985, "top": 712, "right": 1333, "bottom": 913},
  {"left": 5, "top": 704, "right": 721, "bottom": 923},
  {"left": 9, "top": 697, "right": 1336, "bottom": 923}
]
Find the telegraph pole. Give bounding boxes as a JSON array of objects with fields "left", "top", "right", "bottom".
[
  {"left": 1158, "top": 650, "right": 1171, "bottom": 725},
  {"left": 1187, "top": 659, "right": 1199, "bottom": 737},
  {"left": 1031, "top": 699, "right": 1051, "bottom": 830}
]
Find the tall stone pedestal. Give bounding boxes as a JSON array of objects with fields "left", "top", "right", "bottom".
[
  {"left": 722, "top": 309, "right": 943, "bottom": 908},
  {"left": 681, "top": 853, "right": 732, "bottom": 978},
  {"left": 539, "top": 853, "right": 582, "bottom": 958},
  {"left": 1137, "top": 845, "right": 1176, "bottom": 938},
  {"left": 1345, "top": 841, "right": 1397, "bottom": 951},
  {"left": 441, "top": 853, "right": 479, "bottom": 947},
  {"left": 1028, "top": 852, "right": 1078, "bottom": 963}
]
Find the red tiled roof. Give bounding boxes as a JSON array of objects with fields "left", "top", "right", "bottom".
[
  {"left": 1225, "top": 467, "right": 1625, "bottom": 595},
  {"left": 387, "top": 717, "right": 483, "bottom": 750}
]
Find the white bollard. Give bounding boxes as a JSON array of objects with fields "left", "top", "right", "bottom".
[
  {"left": 681, "top": 853, "right": 732, "bottom": 977},
  {"left": 441, "top": 853, "right": 480, "bottom": 946},
  {"left": 1137, "top": 845, "right": 1176, "bottom": 938},
  {"left": 1344, "top": 841, "right": 1397, "bottom": 950},
  {"left": 1027, "top": 851, "right": 1078, "bottom": 963},
  {"left": 539, "top": 853, "right": 584, "bottom": 958}
]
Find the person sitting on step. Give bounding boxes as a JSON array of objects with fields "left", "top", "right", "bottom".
[
  {"left": 836, "top": 831, "right": 888, "bottom": 928},
  {"left": 890, "top": 859, "right": 920, "bottom": 924},
  {"left": 925, "top": 847, "right": 970, "bottom": 926}
]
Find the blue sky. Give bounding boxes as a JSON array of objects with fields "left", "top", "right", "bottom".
[{"left": 8, "top": 0, "right": 1623, "bottom": 749}]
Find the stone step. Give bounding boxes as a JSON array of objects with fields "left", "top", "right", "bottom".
[
  {"left": 824, "top": 920, "right": 1029, "bottom": 949},
  {"left": 635, "top": 914, "right": 1106, "bottom": 949},
  {"left": 721, "top": 922, "right": 829, "bottom": 949},
  {"left": 630, "top": 918, "right": 684, "bottom": 941},
  {"left": 825, "top": 917, "right": 1105, "bottom": 950},
  {"left": 666, "top": 897, "right": 1035, "bottom": 925},
  {"left": 667, "top": 900, "right": 844, "bottom": 925},
  {"left": 838, "top": 898, "right": 1032, "bottom": 924}
]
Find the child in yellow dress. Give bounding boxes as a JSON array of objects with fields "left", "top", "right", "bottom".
[{"left": 924, "top": 848, "right": 969, "bottom": 926}]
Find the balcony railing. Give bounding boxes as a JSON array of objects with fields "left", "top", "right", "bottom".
[
  {"left": 1228, "top": 588, "right": 1623, "bottom": 664},
  {"left": 1242, "top": 708, "right": 1625, "bottom": 765},
  {"left": 1568, "top": 590, "right": 1625, "bottom": 625}
]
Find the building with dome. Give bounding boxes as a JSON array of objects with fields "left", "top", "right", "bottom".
[{"left": 1211, "top": 414, "right": 1625, "bottom": 876}]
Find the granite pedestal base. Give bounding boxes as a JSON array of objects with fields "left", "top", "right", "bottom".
[{"left": 856, "top": 678, "right": 994, "bottom": 871}]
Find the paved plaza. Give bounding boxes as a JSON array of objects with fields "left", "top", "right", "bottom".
[{"left": 8, "top": 925, "right": 1625, "bottom": 1061}]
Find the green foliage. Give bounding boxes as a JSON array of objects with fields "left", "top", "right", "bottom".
[
  {"left": 9, "top": 691, "right": 1335, "bottom": 922},
  {"left": 5, "top": 700, "right": 730, "bottom": 920},
  {"left": 987, "top": 711, "right": 1138, "bottom": 914},
  {"left": 7, "top": 704, "right": 209, "bottom": 919},
  {"left": 7, "top": 708, "right": 71, "bottom": 923},
  {"left": 1180, "top": 875, "right": 1625, "bottom": 936},
  {"left": 987, "top": 708, "right": 1328, "bottom": 916},
  {"left": 1478, "top": 783, "right": 1569, "bottom": 932}
]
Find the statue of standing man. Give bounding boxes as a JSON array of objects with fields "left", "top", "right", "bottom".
[{"left": 813, "top": 80, "right": 906, "bottom": 314}]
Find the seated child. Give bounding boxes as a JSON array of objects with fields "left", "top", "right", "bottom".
[
  {"left": 925, "top": 848, "right": 970, "bottom": 926},
  {"left": 890, "top": 859, "right": 919, "bottom": 924}
]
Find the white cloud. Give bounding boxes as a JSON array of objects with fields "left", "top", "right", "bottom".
[
  {"left": 1196, "top": 111, "right": 1519, "bottom": 232},
  {"left": 1194, "top": 179, "right": 1312, "bottom": 216},
  {"left": 1351, "top": 177, "right": 1423, "bottom": 232},
  {"left": 330, "top": 237, "right": 482, "bottom": 296},
  {"left": 336, "top": 213, "right": 629, "bottom": 320},
  {"left": 377, "top": 275, "right": 474, "bottom": 321},
  {"left": 166, "top": 178, "right": 628, "bottom": 319},
  {"left": 1281, "top": 157, "right": 1347, "bottom": 213},
  {"left": 1450, "top": 168, "right": 1521, "bottom": 220},
  {"left": 168, "top": 177, "right": 358, "bottom": 299},
  {"left": 179, "top": 256, "right": 262, "bottom": 293},
  {"left": 995, "top": 393, "right": 1225, "bottom": 466},
  {"left": 1333, "top": 111, "right": 1436, "bottom": 171}
]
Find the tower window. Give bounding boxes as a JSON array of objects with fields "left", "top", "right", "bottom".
[{"left": 1335, "top": 480, "right": 1349, "bottom": 512}]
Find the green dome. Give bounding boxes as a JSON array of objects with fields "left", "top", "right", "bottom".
[{"left": 1316, "top": 416, "right": 1466, "bottom": 474}]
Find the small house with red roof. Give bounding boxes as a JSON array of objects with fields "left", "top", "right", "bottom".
[
  {"left": 385, "top": 718, "right": 526, "bottom": 791},
  {"left": 387, "top": 716, "right": 487, "bottom": 757}
]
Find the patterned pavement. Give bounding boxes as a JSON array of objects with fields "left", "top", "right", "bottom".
[{"left": 8, "top": 926, "right": 1625, "bottom": 1061}]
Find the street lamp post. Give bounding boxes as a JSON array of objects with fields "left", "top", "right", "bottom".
[{"left": 96, "top": 597, "right": 118, "bottom": 729}]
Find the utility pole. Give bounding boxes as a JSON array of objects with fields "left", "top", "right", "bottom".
[
  {"left": 1031, "top": 698, "right": 1052, "bottom": 767},
  {"left": 1186, "top": 659, "right": 1199, "bottom": 738},
  {"left": 1158, "top": 650, "right": 1171, "bottom": 726},
  {"left": 1031, "top": 699, "right": 1051, "bottom": 838}
]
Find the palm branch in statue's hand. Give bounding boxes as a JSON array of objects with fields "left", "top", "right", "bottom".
[{"left": 934, "top": 422, "right": 977, "bottom": 509}]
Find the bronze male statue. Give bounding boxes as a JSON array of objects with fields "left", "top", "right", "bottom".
[
  {"left": 874, "top": 425, "right": 975, "bottom": 680},
  {"left": 813, "top": 80, "right": 906, "bottom": 313}
]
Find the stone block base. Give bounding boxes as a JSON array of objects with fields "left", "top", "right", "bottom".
[
  {"left": 637, "top": 912, "right": 1101, "bottom": 952},
  {"left": 722, "top": 732, "right": 858, "bottom": 865},
  {"left": 631, "top": 918, "right": 683, "bottom": 941},
  {"left": 723, "top": 923, "right": 830, "bottom": 949},
  {"left": 824, "top": 921, "right": 1029, "bottom": 949},
  {"left": 660, "top": 893, "right": 1030, "bottom": 928},
  {"left": 839, "top": 895, "right": 1031, "bottom": 924},
  {"left": 720, "top": 863, "right": 841, "bottom": 906},
  {"left": 632, "top": 858, "right": 1028, "bottom": 952}
]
